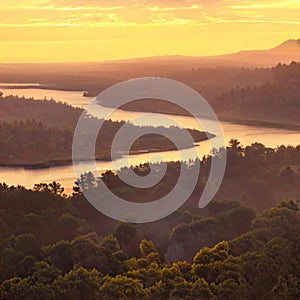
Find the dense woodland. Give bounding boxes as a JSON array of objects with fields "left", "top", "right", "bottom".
[
  {"left": 1, "top": 50, "right": 300, "bottom": 298},
  {"left": 0, "top": 142, "right": 300, "bottom": 299},
  {"left": 0, "top": 95, "right": 210, "bottom": 165},
  {"left": 0, "top": 94, "right": 82, "bottom": 129},
  {"left": 97, "top": 62, "right": 300, "bottom": 126},
  {"left": 213, "top": 62, "right": 300, "bottom": 124}
]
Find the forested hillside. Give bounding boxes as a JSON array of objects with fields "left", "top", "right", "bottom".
[
  {"left": 0, "top": 196, "right": 299, "bottom": 299},
  {"left": 0, "top": 95, "right": 211, "bottom": 165},
  {"left": 0, "top": 94, "right": 82, "bottom": 129},
  {"left": 98, "top": 62, "right": 300, "bottom": 126},
  {"left": 0, "top": 142, "right": 300, "bottom": 299},
  {"left": 213, "top": 62, "right": 300, "bottom": 124},
  {"left": 1, "top": 199, "right": 299, "bottom": 299}
]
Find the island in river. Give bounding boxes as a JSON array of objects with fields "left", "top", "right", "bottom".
[{"left": 0, "top": 94, "right": 214, "bottom": 167}]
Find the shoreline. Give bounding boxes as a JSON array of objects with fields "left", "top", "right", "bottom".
[
  {"left": 2, "top": 85, "right": 299, "bottom": 131},
  {"left": 95, "top": 102, "right": 300, "bottom": 131},
  {"left": 0, "top": 138, "right": 211, "bottom": 169},
  {"left": 220, "top": 117, "right": 300, "bottom": 131},
  {"left": 121, "top": 109, "right": 300, "bottom": 131}
]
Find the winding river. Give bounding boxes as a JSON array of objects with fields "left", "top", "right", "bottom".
[{"left": 1, "top": 84, "right": 300, "bottom": 194}]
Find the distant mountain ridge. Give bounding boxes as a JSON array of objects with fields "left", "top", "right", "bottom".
[
  {"left": 272, "top": 39, "right": 300, "bottom": 50},
  {"left": 222, "top": 39, "right": 300, "bottom": 66},
  {"left": 0, "top": 39, "right": 300, "bottom": 75},
  {"left": 96, "top": 39, "right": 300, "bottom": 69},
  {"left": 0, "top": 39, "right": 299, "bottom": 95}
]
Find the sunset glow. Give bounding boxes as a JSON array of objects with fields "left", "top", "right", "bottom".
[{"left": 0, "top": 0, "right": 299, "bottom": 62}]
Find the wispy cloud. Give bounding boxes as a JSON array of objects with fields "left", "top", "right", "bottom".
[
  {"left": 147, "top": 4, "right": 201, "bottom": 12},
  {"left": 229, "top": 0, "right": 300, "bottom": 9},
  {"left": 0, "top": 0, "right": 299, "bottom": 28}
]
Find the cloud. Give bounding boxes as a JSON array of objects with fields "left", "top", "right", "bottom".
[
  {"left": 52, "top": 6, "right": 125, "bottom": 11},
  {"left": 0, "top": 0, "right": 299, "bottom": 28},
  {"left": 229, "top": 0, "right": 300, "bottom": 9},
  {"left": 147, "top": 4, "right": 201, "bottom": 12}
]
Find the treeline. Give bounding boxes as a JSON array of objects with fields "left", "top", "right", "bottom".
[
  {"left": 1, "top": 141, "right": 300, "bottom": 245},
  {"left": 0, "top": 141, "right": 299, "bottom": 249},
  {"left": 0, "top": 96, "right": 210, "bottom": 165},
  {"left": 0, "top": 119, "right": 209, "bottom": 165},
  {"left": 169, "top": 66, "right": 272, "bottom": 99},
  {"left": 0, "top": 94, "right": 82, "bottom": 129},
  {"left": 75, "top": 139, "right": 300, "bottom": 211}
]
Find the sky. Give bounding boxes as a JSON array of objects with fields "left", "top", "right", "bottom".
[{"left": 0, "top": 0, "right": 299, "bottom": 62}]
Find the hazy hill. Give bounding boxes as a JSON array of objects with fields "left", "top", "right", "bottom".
[
  {"left": 77, "top": 39, "right": 300, "bottom": 70},
  {"left": 222, "top": 39, "right": 300, "bottom": 67},
  {"left": 85, "top": 38, "right": 300, "bottom": 69},
  {"left": 0, "top": 39, "right": 299, "bottom": 88},
  {"left": 106, "top": 62, "right": 300, "bottom": 127}
]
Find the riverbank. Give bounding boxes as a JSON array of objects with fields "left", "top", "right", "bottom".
[
  {"left": 2, "top": 85, "right": 299, "bottom": 131},
  {"left": 0, "top": 135, "right": 212, "bottom": 168},
  {"left": 100, "top": 103, "right": 300, "bottom": 131},
  {"left": 220, "top": 117, "right": 300, "bottom": 131}
]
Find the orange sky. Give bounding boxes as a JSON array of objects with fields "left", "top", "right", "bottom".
[{"left": 0, "top": 0, "right": 299, "bottom": 62}]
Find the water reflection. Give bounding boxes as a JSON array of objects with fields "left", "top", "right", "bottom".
[{"left": 1, "top": 85, "right": 300, "bottom": 193}]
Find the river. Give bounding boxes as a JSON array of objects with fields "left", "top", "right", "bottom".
[{"left": 1, "top": 84, "right": 300, "bottom": 194}]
